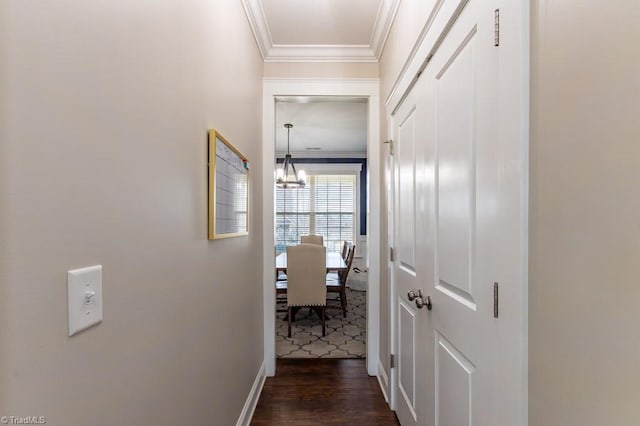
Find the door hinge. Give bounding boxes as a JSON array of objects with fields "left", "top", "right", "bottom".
[
  {"left": 493, "top": 282, "right": 499, "bottom": 318},
  {"left": 384, "top": 139, "right": 394, "bottom": 155},
  {"left": 390, "top": 353, "right": 395, "bottom": 369},
  {"left": 390, "top": 246, "right": 395, "bottom": 262},
  {"left": 494, "top": 9, "right": 500, "bottom": 46}
]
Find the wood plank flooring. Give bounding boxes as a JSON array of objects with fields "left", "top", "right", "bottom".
[{"left": 251, "top": 359, "right": 399, "bottom": 425}]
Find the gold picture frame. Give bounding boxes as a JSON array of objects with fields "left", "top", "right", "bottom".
[{"left": 208, "top": 129, "right": 249, "bottom": 240}]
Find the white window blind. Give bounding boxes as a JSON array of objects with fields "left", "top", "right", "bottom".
[{"left": 276, "top": 174, "right": 356, "bottom": 254}]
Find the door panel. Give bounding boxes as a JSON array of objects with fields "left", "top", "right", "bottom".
[
  {"left": 393, "top": 75, "right": 432, "bottom": 426},
  {"left": 436, "top": 27, "right": 477, "bottom": 307},
  {"left": 398, "top": 109, "right": 417, "bottom": 272},
  {"left": 396, "top": 109, "right": 420, "bottom": 422},
  {"left": 399, "top": 301, "right": 417, "bottom": 419},
  {"left": 429, "top": 1, "right": 496, "bottom": 424},
  {"left": 435, "top": 332, "right": 475, "bottom": 426}
]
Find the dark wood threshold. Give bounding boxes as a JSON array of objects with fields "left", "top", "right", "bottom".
[{"left": 251, "top": 358, "right": 399, "bottom": 425}]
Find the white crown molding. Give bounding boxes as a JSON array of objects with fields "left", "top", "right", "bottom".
[
  {"left": 241, "top": 0, "right": 272, "bottom": 59},
  {"left": 266, "top": 45, "right": 377, "bottom": 63},
  {"left": 243, "top": 0, "right": 400, "bottom": 62},
  {"left": 369, "top": 0, "right": 401, "bottom": 59}
]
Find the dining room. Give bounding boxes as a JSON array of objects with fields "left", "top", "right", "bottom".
[{"left": 273, "top": 96, "right": 369, "bottom": 359}]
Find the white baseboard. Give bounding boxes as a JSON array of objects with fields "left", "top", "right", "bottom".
[
  {"left": 377, "top": 360, "right": 390, "bottom": 404},
  {"left": 236, "top": 361, "right": 266, "bottom": 426}
]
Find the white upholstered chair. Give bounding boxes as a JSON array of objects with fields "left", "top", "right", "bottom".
[{"left": 285, "top": 243, "right": 327, "bottom": 337}]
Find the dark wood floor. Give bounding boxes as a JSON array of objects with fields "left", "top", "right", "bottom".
[{"left": 251, "top": 358, "right": 399, "bottom": 425}]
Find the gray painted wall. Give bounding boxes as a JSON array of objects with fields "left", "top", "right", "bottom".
[
  {"left": 1, "top": 1, "right": 263, "bottom": 424},
  {"left": 529, "top": 0, "right": 640, "bottom": 424}
]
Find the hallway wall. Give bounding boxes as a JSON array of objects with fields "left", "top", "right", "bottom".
[
  {"left": 1, "top": 1, "right": 263, "bottom": 425},
  {"left": 529, "top": 1, "right": 640, "bottom": 424},
  {"left": 379, "top": 0, "right": 438, "bottom": 104},
  {"left": 0, "top": 4, "right": 8, "bottom": 416}
]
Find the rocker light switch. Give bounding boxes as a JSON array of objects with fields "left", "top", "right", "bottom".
[{"left": 67, "top": 265, "right": 103, "bottom": 336}]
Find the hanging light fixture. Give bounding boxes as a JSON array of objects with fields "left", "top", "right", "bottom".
[{"left": 276, "top": 123, "right": 306, "bottom": 188}]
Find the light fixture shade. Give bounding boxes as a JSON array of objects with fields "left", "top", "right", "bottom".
[{"left": 276, "top": 124, "right": 306, "bottom": 189}]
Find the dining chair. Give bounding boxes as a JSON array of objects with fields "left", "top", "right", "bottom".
[
  {"left": 326, "top": 243, "right": 355, "bottom": 317},
  {"left": 285, "top": 243, "right": 327, "bottom": 337},
  {"left": 275, "top": 277, "right": 288, "bottom": 313},
  {"left": 275, "top": 247, "right": 287, "bottom": 281},
  {"left": 340, "top": 240, "right": 349, "bottom": 260},
  {"left": 300, "top": 235, "right": 323, "bottom": 245},
  {"left": 327, "top": 241, "right": 352, "bottom": 281}
]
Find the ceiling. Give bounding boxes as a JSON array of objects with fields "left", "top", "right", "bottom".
[
  {"left": 242, "top": 0, "right": 400, "bottom": 62},
  {"left": 275, "top": 97, "right": 368, "bottom": 157},
  {"left": 244, "top": 1, "right": 395, "bottom": 156}
]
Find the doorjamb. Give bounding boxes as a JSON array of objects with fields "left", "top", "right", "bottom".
[
  {"left": 385, "top": 138, "right": 397, "bottom": 410},
  {"left": 262, "top": 78, "right": 381, "bottom": 376}
]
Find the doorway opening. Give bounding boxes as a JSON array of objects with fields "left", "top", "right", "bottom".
[
  {"left": 274, "top": 96, "right": 368, "bottom": 359},
  {"left": 262, "top": 79, "right": 380, "bottom": 376}
]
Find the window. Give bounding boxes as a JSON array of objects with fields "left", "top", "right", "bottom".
[{"left": 276, "top": 174, "right": 356, "bottom": 254}]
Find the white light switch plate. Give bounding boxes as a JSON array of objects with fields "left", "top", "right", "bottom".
[{"left": 68, "top": 265, "right": 103, "bottom": 336}]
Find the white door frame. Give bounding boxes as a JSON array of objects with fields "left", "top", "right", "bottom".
[
  {"left": 262, "top": 78, "right": 381, "bottom": 376},
  {"left": 384, "top": 0, "right": 529, "bottom": 421}
]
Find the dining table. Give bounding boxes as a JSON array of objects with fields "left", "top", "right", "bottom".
[{"left": 275, "top": 251, "right": 347, "bottom": 272}]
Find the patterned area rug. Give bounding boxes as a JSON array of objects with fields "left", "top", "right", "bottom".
[{"left": 276, "top": 288, "right": 367, "bottom": 358}]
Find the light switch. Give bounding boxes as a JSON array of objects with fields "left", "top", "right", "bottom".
[{"left": 67, "top": 265, "right": 103, "bottom": 336}]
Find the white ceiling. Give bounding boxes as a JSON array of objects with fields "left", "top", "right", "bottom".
[
  {"left": 262, "top": 0, "right": 378, "bottom": 45},
  {"left": 244, "top": 1, "right": 393, "bottom": 156},
  {"left": 242, "top": 0, "right": 400, "bottom": 62},
  {"left": 275, "top": 97, "right": 368, "bottom": 157}
]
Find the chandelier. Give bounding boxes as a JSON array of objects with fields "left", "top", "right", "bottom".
[{"left": 276, "top": 123, "right": 306, "bottom": 188}]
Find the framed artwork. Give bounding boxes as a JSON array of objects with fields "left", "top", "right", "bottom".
[{"left": 208, "top": 129, "right": 249, "bottom": 239}]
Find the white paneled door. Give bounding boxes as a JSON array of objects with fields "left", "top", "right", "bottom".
[
  {"left": 392, "top": 0, "right": 525, "bottom": 424},
  {"left": 393, "top": 70, "right": 434, "bottom": 426}
]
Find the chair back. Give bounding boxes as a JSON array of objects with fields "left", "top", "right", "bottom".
[
  {"left": 339, "top": 244, "right": 356, "bottom": 284},
  {"left": 286, "top": 243, "right": 327, "bottom": 307},
  {"left": 301, "top": 235, "right": 323, "bottom": 245},
  {"left": 341, "top": 241, "right": 352, "bottom": 260}
]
